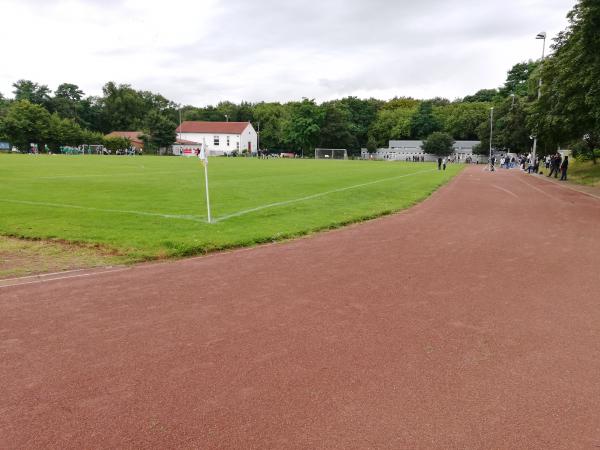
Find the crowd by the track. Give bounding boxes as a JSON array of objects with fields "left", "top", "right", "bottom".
[{"left": 489, "top": 153, "right": 569, "bottom": 180}]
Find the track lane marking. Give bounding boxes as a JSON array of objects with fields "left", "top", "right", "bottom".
[
  {"left": 491, "top": 184, "right": 519, "bottom": 198},
  {"left": 532, "top": 174, "right": 600, "bottom": 201}
]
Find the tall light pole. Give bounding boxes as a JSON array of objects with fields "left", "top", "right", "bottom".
[
  {"left": 489, "top": 107, "right": 494, "bottom": 171},
  {"left": 178, "top": 107, "right": 182, "bottom": 156},
  {"left": 531, "top": 31, "right": 547, "bottom": 166}
]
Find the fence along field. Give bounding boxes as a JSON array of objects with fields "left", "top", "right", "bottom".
[{"left": 0, "top": 154, "right": 462, "bottom": 260}]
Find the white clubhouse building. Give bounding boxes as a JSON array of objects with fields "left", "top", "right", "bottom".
[{"left": 174, "top": 121, "right": 258, "bottom": 156}]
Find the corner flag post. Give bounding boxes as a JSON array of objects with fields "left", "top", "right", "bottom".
[{"left": 200, "top": 138, "right": 212, "bottom": 223}]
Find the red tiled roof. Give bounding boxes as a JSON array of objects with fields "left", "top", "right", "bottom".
[{"left": 176, "top": 121, "right": 250, "bottom": 134}]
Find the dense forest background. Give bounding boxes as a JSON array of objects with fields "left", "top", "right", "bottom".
[{"left": 0, "top": 0, "right": 598, "bottom": 161}]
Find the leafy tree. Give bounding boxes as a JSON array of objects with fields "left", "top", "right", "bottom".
[
  {"left": 499, "top": 61, "right": 540, "bottom": 97},
  {"left": 282, "top": 99, "right": 324, "bottom": 156},
  {"left": 410, "top": 101, "right": 441, "bottom": 139},
  {"left": 144, "top": 110, "right": 177, "bottom": 152},
  {"left": 51, "top": 83, "right": 85, "bottom": 121},
  {"left": 101, "top": 82, "right": 147, "bottom": 132},
  {"left": 0, "top": 93, "right": 11, "bottom": 120},
  {"left": 368, "top": 97, "right": 418, "bottom": 147},
  {"left": 437, "top": 102, "right": 490, "bottom": 140},
  {"left": 46, "top": 113, "right": 87, "bottom": 151},
  {"left": 477, "top": 97, "right": 531, "bottom": 154},
  {"left": 463, "top": 89, "right": 499, "bottom": 103},
  {"left": 253, "top": 102, "right": 287, "bottom": 150},
  {"left": 535, "top": 0, "right": 600, "bottom": 163},
  {"left": 317, "top": 102, "right": 357, "bottom": 152},
  {"left": 103, "top": 135, "right": 131, "bottom": 153},
  {"left": 0, "top": 100, "right": 51, "bottom": 151},
  {"left": 571, "top": 133, "right": 599, "bottom": 164},
  {"left": 422, "top": 132, "right": 455, "bottom": 156},
  {"left": 338, "top": 97, "right": 383, "bottom": 149},
  {"left": 12, "top": 80, "right": 52, "bottom": 107}
]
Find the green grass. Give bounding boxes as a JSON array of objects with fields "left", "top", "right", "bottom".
[
  {"left": 0, "top": 154, "right": 462, "bottom": 260},
  {"left": 568, "top": 159, "right": 600, "bottom": 186}
]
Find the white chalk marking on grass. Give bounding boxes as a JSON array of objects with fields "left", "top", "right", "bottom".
[
  {"left": 37, "top": 170, "right": 199, "bottom": 180},
  {"left": 0, "top": 198, "right": 206, "bottom": 223},
  {"left": 214, "top": 169, "right": 436, "bottom": 223},
  {"left": 491, "top": 184, "right": 519, "bottom": 199}
]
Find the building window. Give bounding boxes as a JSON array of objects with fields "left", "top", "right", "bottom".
[
  {"left": 214, "top": 136, "right": 219, "bottom": 146},
  {"left": 236, "top": 141, "right": 239, "bottom": 150},
  {"left": 226, "top": 136, "right": 230, "bottom": 146}
]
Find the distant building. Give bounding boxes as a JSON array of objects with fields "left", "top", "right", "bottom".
[
  {"left": 105, "top": 131, "right": 145, "bottom": 151},
  {"left": 361, "top": 140, "right": 484, "bottom": 162},
  {"left": 175, "top": 121, "right": 257, "bottom": 156}
]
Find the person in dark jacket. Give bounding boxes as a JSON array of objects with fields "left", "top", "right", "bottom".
[
  {"left": 560, "top": 155, "right": 569, "bottom": 180},
  {"left": 437, "top": 157, "right": 442, "bottom": 170}
]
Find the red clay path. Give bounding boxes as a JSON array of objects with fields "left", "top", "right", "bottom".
[{"left": 2, "top": 167, "right": 600, "bottom": 449}]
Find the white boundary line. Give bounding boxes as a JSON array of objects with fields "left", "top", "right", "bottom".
[
  {"left": 0, "top": 267, "right": 130, "bottom": 289},
  {"left": 0, "top": 198, "right": 206, "bottom": 223},
  {"left": 37, "top": 170, "right": 199, "bottom": 180},
  {"left": 214, "top": 168, "right": 436, "bottom": 222},
  {"left": 0, "top": 267, "right": 90, "bottom": 282}
]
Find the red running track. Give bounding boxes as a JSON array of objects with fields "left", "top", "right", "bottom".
[{"left": 1, "top": 167, "right": 600, "bottom": 449}]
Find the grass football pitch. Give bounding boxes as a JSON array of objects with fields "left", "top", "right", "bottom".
[{"left": 0, "top": 154, "right": 462, "bottom": 261}]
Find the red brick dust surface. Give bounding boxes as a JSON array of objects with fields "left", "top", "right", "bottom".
[{"left": 1, "top": 166, "right": 600, "bottom": 449}]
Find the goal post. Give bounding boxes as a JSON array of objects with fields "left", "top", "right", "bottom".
[{"left": 315, "top": 148, "right": 348, "bottom": 160}]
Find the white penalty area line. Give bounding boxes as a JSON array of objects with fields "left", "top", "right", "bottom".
[
  {"left": 0, "top": 198, "right": 207, "bottom": 223},
  {"left": 213, "top": 168, "right": 436, "bottom": 223}
]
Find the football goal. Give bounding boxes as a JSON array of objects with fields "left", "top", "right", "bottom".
[{"left": 315, "top": 148, "right": 348, "bottom": 160}]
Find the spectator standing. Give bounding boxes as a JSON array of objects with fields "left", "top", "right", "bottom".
[{"left": 560, "top": 155, "right": 569, "bottom": 180}]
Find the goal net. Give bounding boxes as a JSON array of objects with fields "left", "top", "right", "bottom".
[{"left": 315, "top": 148, "right": 348, "bottom": 160}]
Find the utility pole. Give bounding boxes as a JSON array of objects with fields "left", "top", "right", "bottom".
[
  {"left": 531, "top": 31, "right": 547, "bottom": 166},
  {"left": 489, "top": 107, "right": 494, "bottom": 171}
]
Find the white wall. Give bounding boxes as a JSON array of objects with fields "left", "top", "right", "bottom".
[
  {"left": 240, "top": 124, "right": 258, "bottom": 154},
  {"left": 179, "top": 124, "right": 257, "bottom": 155}
]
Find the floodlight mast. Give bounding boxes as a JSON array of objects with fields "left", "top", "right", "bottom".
[
  {"left": 531, "top": 31, "right": 546, "bottom": 167},
  {"left": 489, "top": 107, "right": 494, "bottom": 171}
]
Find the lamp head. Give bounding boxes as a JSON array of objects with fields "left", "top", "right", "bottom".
[{"left": 536, "top": 32, "right": 547, "bottom": 40}]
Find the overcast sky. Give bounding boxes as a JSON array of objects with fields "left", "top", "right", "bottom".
[{"left": 0, "top": 0, "right": 576, "bottom": 106}]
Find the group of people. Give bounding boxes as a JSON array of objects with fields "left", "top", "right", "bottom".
[
  {"left": 545, "top": 153, "right": 569, "bottom": 180},
  {"left": 491, "top": 152, "right": 569, "bottom": 180}
]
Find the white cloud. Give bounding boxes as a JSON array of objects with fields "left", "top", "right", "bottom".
[{"left": 0, "top": 0, "right": 577, "bottom": 105}]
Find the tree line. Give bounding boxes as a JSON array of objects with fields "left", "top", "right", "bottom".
[{"left": 0, "top": 0, "right": 597, "bottom": 160}]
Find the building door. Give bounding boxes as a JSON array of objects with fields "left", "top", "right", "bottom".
[{"left": 247, "top": 142, "right": 251, "bottom": 153}]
